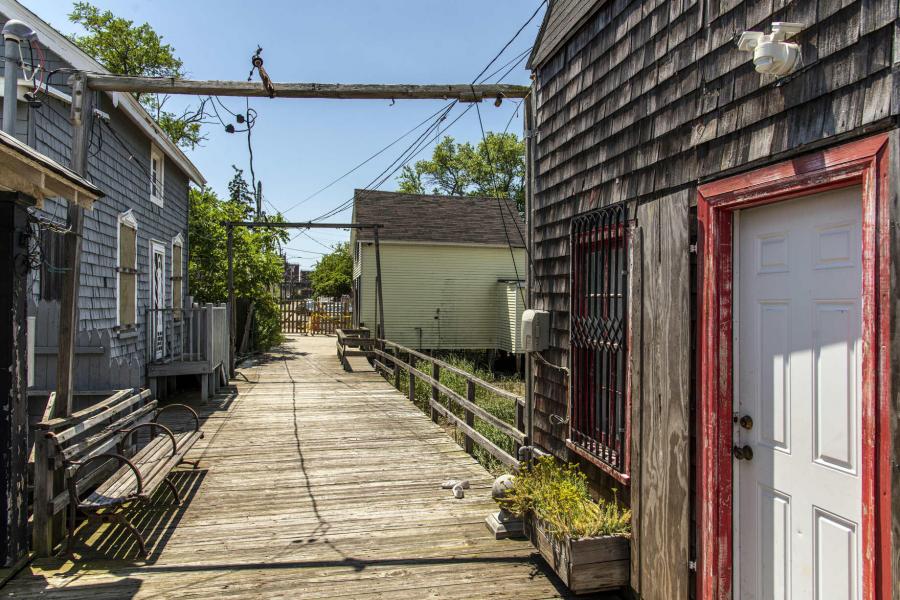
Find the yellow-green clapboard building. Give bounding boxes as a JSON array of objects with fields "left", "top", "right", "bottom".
[{"left": 351, "top": 190, "right": 525, "bottom": 352}]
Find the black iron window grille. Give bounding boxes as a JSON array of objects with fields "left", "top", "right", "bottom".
[{"left": 569, "top": 201, "right": 629, "bottom": 477}]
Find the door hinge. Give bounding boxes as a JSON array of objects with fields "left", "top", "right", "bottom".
[
  {"left": 688, "top": 560, "right": 697, "bottom": 572},
  {"left": 689, "top": 243, "right": 698, "bottom": 254}
]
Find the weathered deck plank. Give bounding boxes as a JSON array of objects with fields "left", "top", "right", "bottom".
[{"left": 5, "top": 336, "right": 610, "bottom": 599}]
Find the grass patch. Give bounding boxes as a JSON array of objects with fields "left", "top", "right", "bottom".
[
  {"left": 499, "top": 456, "right": 631, "bottom": 540},
  {"left": 392, "top": 352, "right": 523, "bottom": 475}
]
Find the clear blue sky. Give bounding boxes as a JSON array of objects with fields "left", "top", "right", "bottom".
[{"left": 23, "top": 0, "right": 544, "bottom": 268}]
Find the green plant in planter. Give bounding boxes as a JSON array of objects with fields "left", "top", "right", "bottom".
[{"left": 499, "top": 456, "right": 631, "bottom": 540}]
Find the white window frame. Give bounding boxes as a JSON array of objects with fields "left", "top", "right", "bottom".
[
  {"left": 171, "top": 232, "right": 184, "bottom": 319},
  {"left": 150, "top": 143, "right": 165, "bottom": 206},
  {"left": 116, "top": 210, "right": 139, "bottom": 328}
]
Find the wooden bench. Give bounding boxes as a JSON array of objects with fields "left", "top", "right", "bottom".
[
  {"left": 336, "top": 328, "right": 374, "bottom": 371},
  {"left": 36, "top": 388, "right": 203, "bottom": 557}
]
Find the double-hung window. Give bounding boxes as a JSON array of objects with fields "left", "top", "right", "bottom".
[
  {"left": 172, "top": 234, "right": 184, "bottom": 320},
  {"left": 569, "top": 202, "right": 630, "bottom": 479},
  {"left": 150, "top": 144, "right": 165, "bottom": 206}
]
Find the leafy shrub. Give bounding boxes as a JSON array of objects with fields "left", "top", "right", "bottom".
[
  {"left": 188, "top": 174, "right": 287, "bottom": 353},
  {"left": 499, "top": 456, "right": 631, "bottom": 540}
]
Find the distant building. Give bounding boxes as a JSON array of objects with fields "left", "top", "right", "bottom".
[
  {"left": 351, "top": 189, "right": 525, "bottom": 352},
  {"left": 282, "top": 260, "right": 313, "bottom": 299},
  {"left": 283, "top": 260, "right": 300, "bottom": 283}
]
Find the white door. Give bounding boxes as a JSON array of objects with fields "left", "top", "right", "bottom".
[
  {"left": 734, "top": 187, "right": 863, "bottom": 600},
  {"left": 150, "top": 240, "right": 167, "bottom": 360}
]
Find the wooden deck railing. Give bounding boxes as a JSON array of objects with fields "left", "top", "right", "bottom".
[
  {"left": 338, "top": 336, "right": 526, "bottom": 470},
  {"left": 146, "top": 304, "right": 228, "bottom": 370}
]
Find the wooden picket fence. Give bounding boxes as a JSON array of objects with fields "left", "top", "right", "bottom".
[{"left": 280, "top": 293, "right": 352, "bottom": 335}]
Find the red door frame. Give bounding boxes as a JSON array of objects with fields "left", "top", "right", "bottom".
[{"left": 696, "top": 133, "right": 892, "bottom": 600}]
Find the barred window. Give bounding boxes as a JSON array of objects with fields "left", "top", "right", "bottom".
[{"left": 569, "top": 202, "right": 629, "bottom": 479}]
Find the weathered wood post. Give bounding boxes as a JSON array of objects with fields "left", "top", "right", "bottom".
[
  {"left": 392, "top": 348, "right": 401, "bottom": 389},
  {"left": 31, "top": 426, "right": 53, "bottom": 556},
  {"left": 430, "top": 362, "right": 441, "bottom": 423},
  {"left": 465, "top": 380, "right": 476, "bottom": 456},
  {"left": 226, "top": 225, "right": 235, "bottom": 378},
  {"left": 408, "top": 368, "right": 416, "bottom": 406},
  {"left": 56, "top": 73, "right": 93, "bottom": 416},
  {"left": 204, "top": 303, "right": 216, "bottom": 401},
  {"left": 373, "top": 226, "right": 386, "bottom": 340},
  {"left": 515, "top": 399, "right": 526, "bottom": 457},
  {"left": 524, "top": 86, "right": 535, "bottom": 447}
]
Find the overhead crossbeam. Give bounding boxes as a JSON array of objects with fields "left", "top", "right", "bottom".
[{"left": 85, "top": 74, "right": 530, "bottom": 102}]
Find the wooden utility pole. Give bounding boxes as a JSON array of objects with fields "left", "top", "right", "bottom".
[
  {"left": 373, "top": 227, "right": 386, "bottom": 341},
  {"left": 84, "top": 74, "right": 530, "bottom": 101},
  {"left": 55, "top": 73, "right": 94, "bottom": 416},
  {"left": 523, "top": 88, "right": 535, "bottom": 448},
  {"left": 226, "top": 225, "right": 235, "bottom": 378}
]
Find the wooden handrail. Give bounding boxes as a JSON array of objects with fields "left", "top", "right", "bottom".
[
  {"left": 370, "top": 348, "right": 525, "bottom": 443},
  {"left": 379, "top": 339, "right": 524, "bottom": 405},
  {"left": 355, "top": 338, "right": 527, "bottom": 471}
]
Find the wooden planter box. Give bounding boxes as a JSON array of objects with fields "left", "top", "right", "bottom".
[{"left": 524, "top": 515, "right": 629, "bottom": 595}]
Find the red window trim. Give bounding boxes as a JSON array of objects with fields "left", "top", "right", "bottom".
[
  {"left": 568, "top": 218, "right": 632, "bottom": 485},
  {"left": 696, "top": 132, "right": 892, "bottom": 600}
]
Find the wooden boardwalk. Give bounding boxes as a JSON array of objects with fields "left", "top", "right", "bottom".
[{"left": 5, "top": 336, "right": 606, "bottom": 599}]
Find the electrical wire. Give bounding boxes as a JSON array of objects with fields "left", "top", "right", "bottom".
[
  {"left": 471, "top": 96, "right": 526, "bottom": 307},
  {"left": 307, "top": 100, "right": 459, "bottom": 222},
  {"left": 476, "top": 46, "right": 532, "bottom": 84},
  {"left": 280, "top": 101, "right": 457, "bottom": 216},
  {"left": 470, "top": 0, "right": 546, "bottom": 84}
]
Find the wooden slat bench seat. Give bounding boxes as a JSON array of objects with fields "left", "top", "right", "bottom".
[{"left": 35, "top": 389, "right": 203, "bottom": 558}]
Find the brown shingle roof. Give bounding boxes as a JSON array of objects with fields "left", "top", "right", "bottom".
[{"left": 352, "top": 189, "right": 525, "bottom": 247}]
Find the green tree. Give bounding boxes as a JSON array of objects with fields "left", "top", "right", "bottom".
[
  {"left": 397, "top": 133, "right": 526, "bottom": 212},
  {"left": 68, "top": 2, "right": 206, "bottom": 149},
  {"left": 310, "top": 243, "right": 352, "bottom": 299},
  {"left": 188, "top": 175, "right": 288, "bottom": 351}
]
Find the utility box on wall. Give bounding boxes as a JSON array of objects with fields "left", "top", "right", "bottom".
[{"left": 521, "top": 309, "right": 550, "bottom": 352}]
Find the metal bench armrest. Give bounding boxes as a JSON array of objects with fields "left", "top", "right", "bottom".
[
  {"left": 118, "top": 422, "right": 177, "bottom": 457},
  {"left": 68, "top": 453, "right": 144, "bottom": 507},
  {"left": 154, "top": 403, "right": 201, "bottom": 433}
]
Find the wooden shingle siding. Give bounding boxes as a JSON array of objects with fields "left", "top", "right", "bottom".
[
  {"left": 529, "top": 0, "right": 898, "bottom": 597},
  {"left": 530, "top": 0, "right": 899, "bottom": 460},
  {"left": 0, "top": 11, "right": 193, "bottom": 389}
]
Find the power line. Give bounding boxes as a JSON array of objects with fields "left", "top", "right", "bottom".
[
  {"left": 308, "top": 101, "right": 459, "bottom": 222},
  {"left": 471, "top": 0, "right": 546, "bottom": 84},
  {"left": 280, "top": 102, "right": 457, "bottom": 216},
  {"left": 476, "top": 46, "right": 532, "bottom": 84},
  {"left": 302, "top": 0, "right": 544, "bottom": 224}
]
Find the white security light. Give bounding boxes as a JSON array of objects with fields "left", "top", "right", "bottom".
[{"left": 737, "top": 22, "right": 803, "bottom": 76}]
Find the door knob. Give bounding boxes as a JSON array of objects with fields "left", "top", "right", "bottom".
[
  {"left": 739, "top": 415, "right": 753, "bottom": 430},
  {"left": 733, "top": 445, "right": 753, "bottom": 461}
]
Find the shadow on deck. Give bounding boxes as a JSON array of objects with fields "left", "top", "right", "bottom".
[{"left": 5, "top": 336, "right": 622, "bottom": 599}]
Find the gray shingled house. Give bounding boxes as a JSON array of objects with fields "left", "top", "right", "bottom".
[
  {"left": 0, "top": 1, "right": 206, "bottom": 404},
  {"left": 351, "top": 189, "right": 526, "bottom": 353}
]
